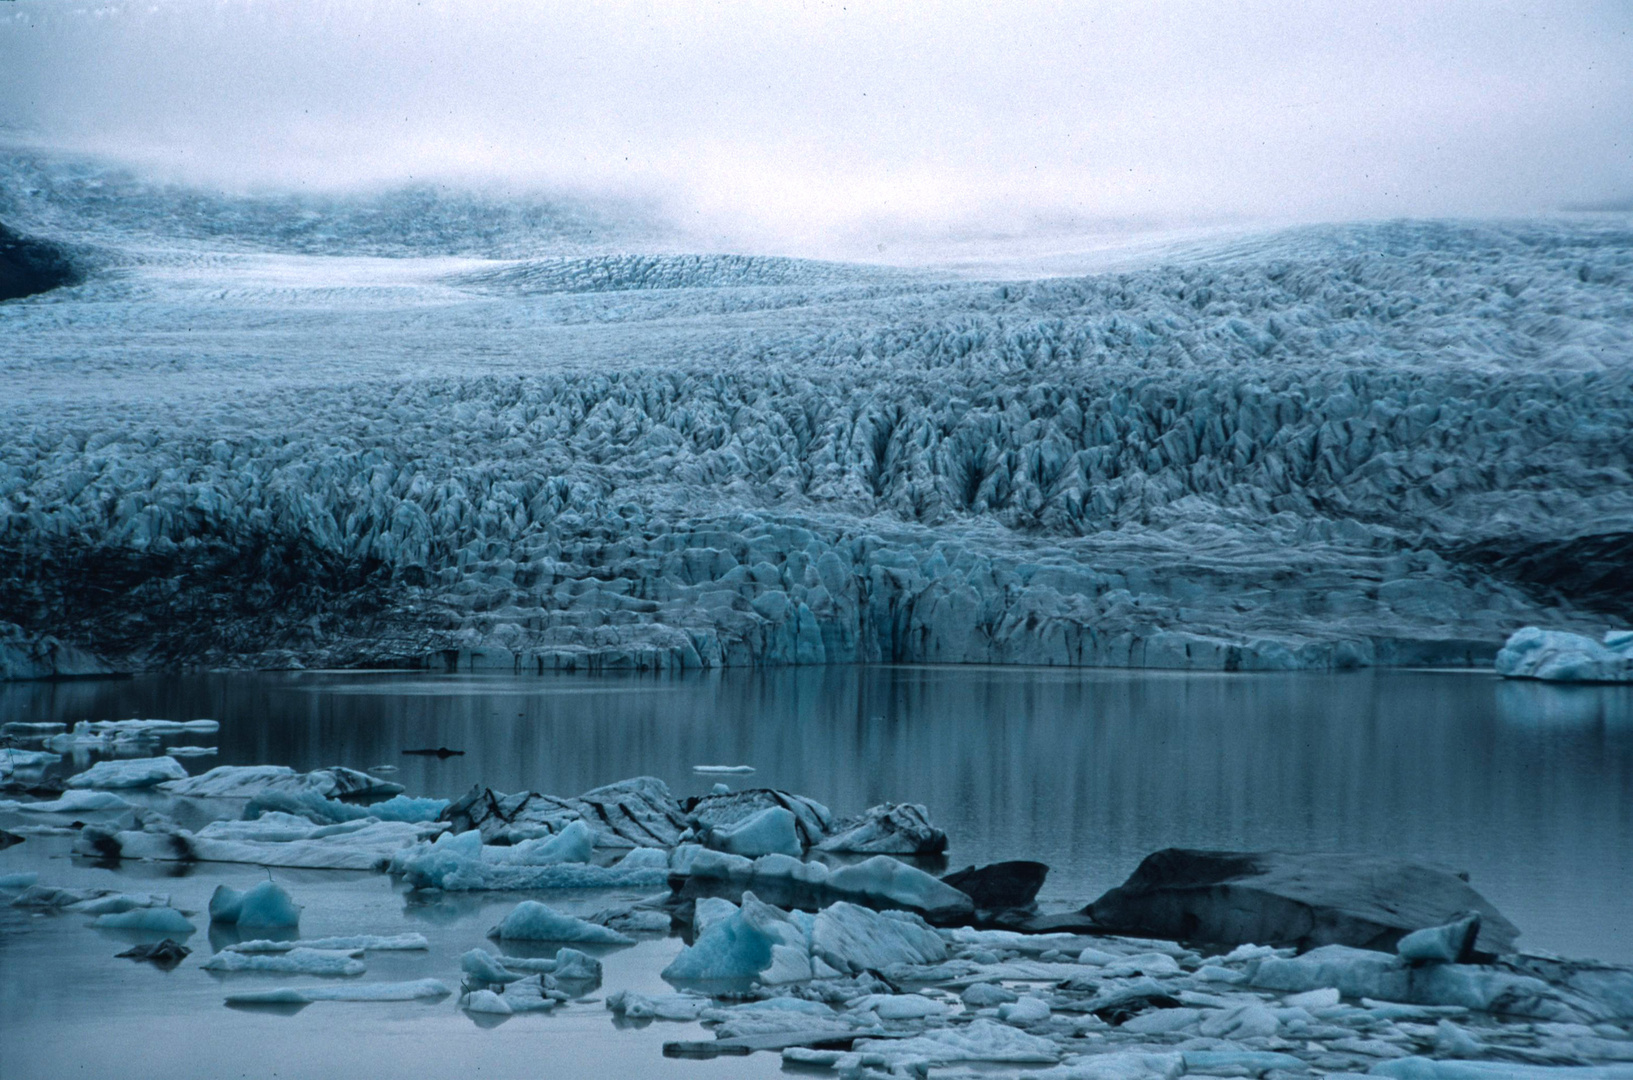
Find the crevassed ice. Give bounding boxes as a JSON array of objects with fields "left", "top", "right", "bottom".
[{"left": 3, "top": 152, "right": 1631, "bottom": 674}]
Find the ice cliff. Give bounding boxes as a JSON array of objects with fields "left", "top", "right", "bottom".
[{"left": 2, "top": 153, "right": 1630, "bottom": 674}]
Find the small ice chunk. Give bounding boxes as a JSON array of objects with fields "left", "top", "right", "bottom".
[
  {"left": 487, "top": 901, "right": 634, "bottom": 944},
  {"left": 164, "top": 746, "right": 219, "bottom": 757},
  {"left": 711, "top": 783, "right": 731, "bottom": 795},
  {"left": 92, "top": 907, "right": 196, "bottom": 935},
  {"left": 692, "top": 765, "right": 755, "bottom": 774},
  {"left": 66, "top": 756, "right": 189, "bottom": 789},
  {"left": 0, "top": 872, "right": 40, "bottom": 890},
  {"left": 209, "top": 885, "right": 244, "bottom": 923}
]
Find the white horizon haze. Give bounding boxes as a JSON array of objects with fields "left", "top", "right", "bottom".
[{"left": 2, "top": 0, "right": 1629, "bottom": 261}]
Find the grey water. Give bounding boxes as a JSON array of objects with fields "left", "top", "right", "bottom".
[{"left": 2, "top": 666, "right": 1632, "bottom": 1080}]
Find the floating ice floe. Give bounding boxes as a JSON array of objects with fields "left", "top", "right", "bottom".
[
  {"left": 1496, "top": 628, "right": 1633, "bottom": 683},
  {"left": 0, "top": 748, "right": 61, "bottom": 774},
  {"left": 0, "top": 790, "right": 132, "bottom": 813},
  {"left": 244, "top": 789, "right": 448, "bottom": 825},
  {"left": 65, "top": 755, "right": 190, "bottom": 789},
  {"left": 487, "top": 900, "right": 635, "bottom": 945},
  {"left": 692, "top": 765, "right": 755, "bottom": 774},
  {"left": 202, "top": 948, "right": 365, "bottom": 976},
  {"left": 225, "top": 979, "right": 450, "bottom": 1004},
  {"left": 164, "top": 746, "right": 219, "bottom": 757},
  {"left": 160, "top": 764, "right": 403, "bottom": 799},
  {"left": 226, "top": 934, "right": 427, "bottom": 953},
  {"left": 387, "top": 821, "right": 670, "bottom": 890},
  {"left": 91, "top": 907, "right": 196, "bottom": 935},
  {"left": 79, "top": 813, "right": 442, "bottom": 870}
]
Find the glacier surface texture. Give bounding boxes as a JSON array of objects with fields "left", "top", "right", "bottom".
[{"left": 2, "top": 153, "right": 1630, "bottom": 674}]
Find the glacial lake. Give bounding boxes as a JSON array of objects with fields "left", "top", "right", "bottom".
[{"left": 2, "top": 666, "right": 1631, "bottom": 1080}]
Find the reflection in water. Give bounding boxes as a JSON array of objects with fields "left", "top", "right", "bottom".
[{"left": 4, "top": 666, "right": 1632, "bottom": 960}]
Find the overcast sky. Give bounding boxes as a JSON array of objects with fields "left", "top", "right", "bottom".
[{"left": 2, "top": 1, "right": 1629, "bottom": 257}]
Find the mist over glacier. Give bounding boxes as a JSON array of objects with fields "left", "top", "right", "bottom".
[{"left": 1, "top": 4, "right": 1631, "bottom": 675}]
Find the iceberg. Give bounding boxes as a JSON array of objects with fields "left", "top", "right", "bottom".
[
  {"left": 816, "top": 803, "right": 948, "bottom": 855},
  {"left": 441, "top": 777, "right": 689, "bottom": 848},
  {"left": 851, "top": 1018, "right": 1060, "bottom": 1064},
  {"left": 66, "top": 756, "right": 190, "bottom": 789},
  {"left": 387, "top": 822, "right": 667, "bottom": 890},
  {"left": 707, "top": 806, "right": 801, "bottom": 858},
  {"left": 662, "top": 892, "right": 810, "bottom": 983},
  {"left": 232, "top": 881, "right": 302, "bottom": 929},
  {"left": 680, "top": 851, "right": 974, "bottom": 923},
  {"left": 1495, "top": 628, "right": 1633, "bottom": 683}
]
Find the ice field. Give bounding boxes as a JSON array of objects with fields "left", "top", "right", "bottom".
[{"left": 3, "top": 151, "right": 1632, "bottom": 675}]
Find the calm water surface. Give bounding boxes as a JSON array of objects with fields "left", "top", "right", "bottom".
[{"left": 2, "top": 666, "right": 1631, "bottom": 1080}]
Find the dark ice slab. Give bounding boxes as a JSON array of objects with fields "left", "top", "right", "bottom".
[{"left": 1086, "top": 848, "right": 1520, "bottom": 955}]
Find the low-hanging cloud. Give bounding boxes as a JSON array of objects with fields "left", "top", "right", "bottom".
[{"left": 2, "top": 0, "right": 1629, "bottom": 259}]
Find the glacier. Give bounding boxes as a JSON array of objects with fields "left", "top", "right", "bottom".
[{"left": 1, "top": 151, "right": 1631, "bottom": 674}]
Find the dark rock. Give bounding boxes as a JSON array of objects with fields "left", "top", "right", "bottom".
[
  {"left": 0, "top": 222, "right": 80, "bottom": 303},
  {"left": 0, "top": 829, "right": 23, "bottom": 849},
  {"left": 116, "top": 938, "right": 191, "bottom": 970},
  {"left": 942, "top": 861, "right": 1049, "bottom": 911},
  {"left": 1085, "top": 848, "right": 1520, "bottom": 956},
  {"left": 403, "top": 747, "right": 465, "bottom": 757},
  {"left": 0, "top": 620, "right": 112, "bottom": 682}
]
